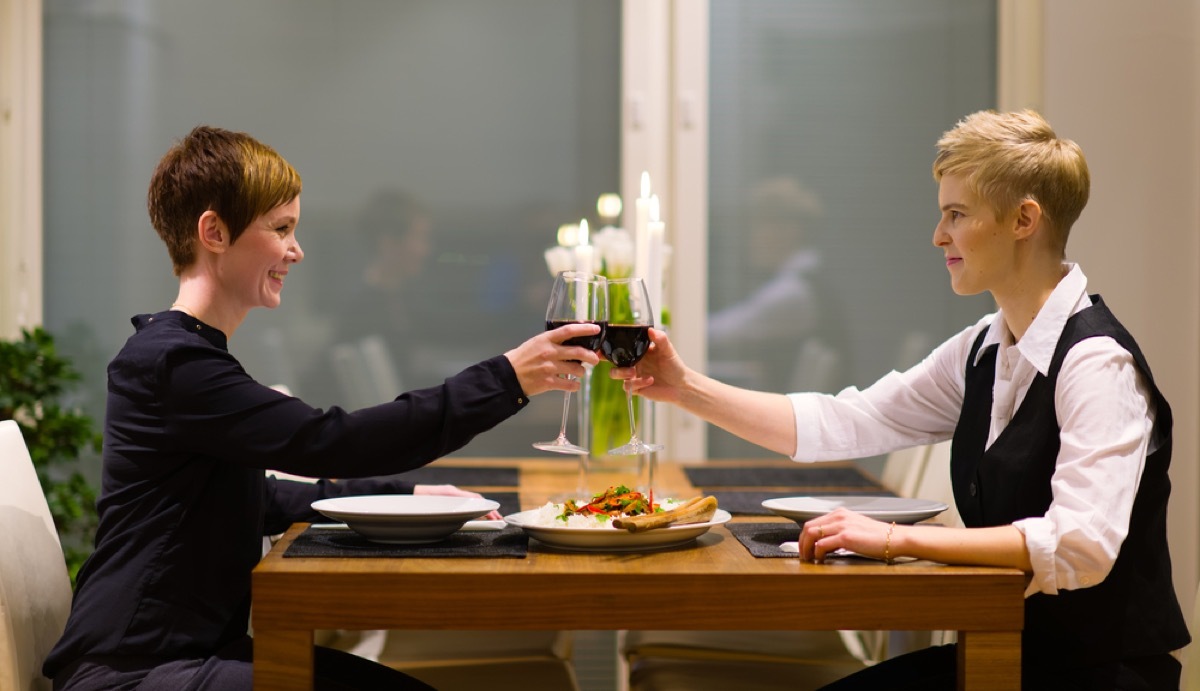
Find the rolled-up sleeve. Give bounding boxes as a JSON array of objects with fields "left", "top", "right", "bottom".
[
  {"left": 788, "top": 317, "right": 987, "bottom": 461},
  {"left": 1014, "top": 336, "right": 1151, "bottom": 597}
]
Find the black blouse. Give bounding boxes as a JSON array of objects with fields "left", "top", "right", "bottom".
[{"left": 44, "top": 310, "right": 528, "bottom": 676}]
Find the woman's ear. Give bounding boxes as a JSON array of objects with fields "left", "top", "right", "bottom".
[
  {"left": 1012, "top": 198, "right": 1043, "bottom": 241},
  {"left": 197, "top": 210, "right": 229, "bottom": 254}
]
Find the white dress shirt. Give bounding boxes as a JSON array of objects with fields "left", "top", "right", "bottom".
[{"left": 788, "top": 264, "right": 1154, "bottom": 596}]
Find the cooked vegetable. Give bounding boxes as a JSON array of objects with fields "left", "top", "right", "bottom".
[{"left": 558, "top": 485, "right": 657, "bottom": 522}]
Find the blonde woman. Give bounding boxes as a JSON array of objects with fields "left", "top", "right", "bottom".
[{"left": 615, "top": 110, "right": 1188, "bottom": 689}]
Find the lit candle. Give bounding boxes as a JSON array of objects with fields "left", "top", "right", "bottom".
[
  {"left": 574, "top": 219, "right": 593, "bottom": 320},
  {"left": 646, "top": 195, "right": 664, "bottom": 328},
  {"left": 634, "top": 171, "right": 651, "bottom": 280}
]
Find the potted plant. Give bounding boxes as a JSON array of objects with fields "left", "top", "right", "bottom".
[{"left": 0, "top": 326, "right": 101, "bottom": 585}]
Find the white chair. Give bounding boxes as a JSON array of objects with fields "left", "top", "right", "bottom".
[
  {"left": 329, "top": 335, "right": 402, "bottom": 410},
  {"left": 621, "top": 630, "right": 867, "bottom": 691},
  {"left": 879, "top": 444, "right": 932, "bottom": 498},
  {"left": 901, "top": 439, "right": 960, "bottom": 650},
  {"left": 0, "top": 419, "right": 74, "bottom": 691},
  {"left": 789, "top": 338, "right": 841, "bottom": 393},
  {"left": 913, "top": 440, "right": 962, "bottom": 529},
  {"left": 374, "top": 630, "right": 578, "bottom": 691}
]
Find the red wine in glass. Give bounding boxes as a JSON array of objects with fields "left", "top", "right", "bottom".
[
  {"left": 602, "top": 277, "right": 663, "bottom": 456},
  {"left": 599, "top": 324, "right": 650, "bottom": 367},
  {"left": 533, "top": 272, "right": 607, "bottom": 457},
  {"left": 547, "top": 319, "right": 607, "bottom": 353}
]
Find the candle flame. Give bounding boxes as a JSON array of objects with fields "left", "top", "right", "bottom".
[
  {"left": 578, "top": 218, "right": 589, "bottom": 246},
  {"left": 640, "top": 171, "right": 651, "bottom": 199}
]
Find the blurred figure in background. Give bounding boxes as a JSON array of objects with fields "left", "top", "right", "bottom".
[
  {"left": 700, "top": 175, "right": 844, "bottom": 395},
  {"left": 707, "top": 176, "right": 845, "bottom": 394},
  {"left": 323, "top": 189, "right": 435, "bottom": 401}
]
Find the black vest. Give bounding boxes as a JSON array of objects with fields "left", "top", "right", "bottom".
[{"left": 951, "top": 296, "right": 1189, "bottom": 682}]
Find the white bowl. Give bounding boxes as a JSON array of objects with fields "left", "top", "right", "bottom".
[{"left": 312, "top": 494, "right": 500, "bottom": 544}]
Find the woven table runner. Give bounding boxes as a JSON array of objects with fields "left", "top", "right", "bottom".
[
  {"left": 726, "top": 522, "right": 803, "bottom": 558},
  {"left": 684, "top": 465, "right": 877, "bottom": 490},
  {"left": 284, "top": 524, "right": 528, "bottom": 558},
  {"left": 400, "top": 465, "right": 519, "bottom": 487}
]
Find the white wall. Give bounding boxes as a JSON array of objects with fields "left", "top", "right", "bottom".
[{"left": 1043, "top": 0, "right": 1200, "bottom": 614}]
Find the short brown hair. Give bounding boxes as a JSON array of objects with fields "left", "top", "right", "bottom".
[
  {"left": 147, "top": 126, "right": 302, "bottom": 275},
  {"left": 933, "top": 110, "right": 1089, "bottom": 254}
]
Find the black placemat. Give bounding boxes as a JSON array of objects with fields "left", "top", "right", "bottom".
[
  {"left": 684, "top": 465, "right": 877, "bottom": 489},
  {"left": 400, "top": 466, "right": 519, "bottom": 487},
  {"left": 709, "top": 489, "right": 892, "bottom": 516},
  {"left": 284, "top": 525, "right": 528, "bottom": 558},
  {"left": 727, "top": 522, "right": 802, "bottom": 558}
]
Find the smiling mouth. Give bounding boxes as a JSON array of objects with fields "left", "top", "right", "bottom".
[{"left": 269, "top": 271, "right": 285, "bottom": 281}]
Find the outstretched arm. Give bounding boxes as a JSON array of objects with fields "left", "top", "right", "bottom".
[{"left": 610, "top": 327, "right": 798, "bottom": 457}]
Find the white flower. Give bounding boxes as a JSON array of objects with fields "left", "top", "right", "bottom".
[
  {"left": 544, "top": 245, "right": 574, "bottom": 276},
  {"left": 592, "top": 226, "right": 635, "bottom": 278}
]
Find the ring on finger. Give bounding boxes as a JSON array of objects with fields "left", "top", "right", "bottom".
[{"left": 818, "top": 526, "right": 825, "bottom": 539}]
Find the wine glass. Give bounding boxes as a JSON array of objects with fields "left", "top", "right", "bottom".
[
  {"left": 533, "top": 271, "right": 607, "bottom": 456},
  {"left": 601, "top": 277, "right": 663, "bottom": 456}
]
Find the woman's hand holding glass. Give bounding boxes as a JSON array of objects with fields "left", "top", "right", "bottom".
[
  {"left": 607, "top": 327, "right": 685, "bottom": 403},
  {"left": 504, "top": 320, "right": 601, "bottom": 398},
  {"left": 531, "top": 271, "right": 608, "bottom": 454}
]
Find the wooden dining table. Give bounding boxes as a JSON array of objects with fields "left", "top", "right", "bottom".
[{"left": 252, "top": 458, "right": 1025, "bottom": 690}]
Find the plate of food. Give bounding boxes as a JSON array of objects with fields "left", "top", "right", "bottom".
[
  {"left": 311, "top": 494, "right": 500, "bottom": 544},
  {"left": 504, "top": 486, "right": 730, "bottom": 552},
  {"left": 761, "top": 496, "right": 947, "bottom": 525}
]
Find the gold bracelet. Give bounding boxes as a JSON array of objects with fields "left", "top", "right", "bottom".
[{"left": 884, "top": 521, "right": 896, "bottom": 565}]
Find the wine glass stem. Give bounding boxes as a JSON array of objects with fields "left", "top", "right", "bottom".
[
  {"left": 625, "top": 390, "right": 638, "bottom": 443},
  {"left": 555, "top": 390, "right": 572, "bottom": 441}
]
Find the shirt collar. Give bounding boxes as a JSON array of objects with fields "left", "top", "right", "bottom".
[
  {"left": 973, "top": 263, "right": 1090, "bottom": 374},
  {"left": 135, "top": 310, "right": 229, "bottom": 350}
]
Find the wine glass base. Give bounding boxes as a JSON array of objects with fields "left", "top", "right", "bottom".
[
  {"left": 532, "top": 441, "right": 589, "bottom": 455},
  {"left": 606, "top": 441, "right": 664, "bottom": 456}
]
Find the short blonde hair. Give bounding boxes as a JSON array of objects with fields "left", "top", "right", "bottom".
[
  {"left": 933, "top": 109, "right": 1089, "bottom": 254},
  {"left": 148, "top": 126, "right": 302, "bottom": 275}
]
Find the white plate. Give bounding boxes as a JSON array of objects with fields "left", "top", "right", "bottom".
[
  {"left": 504, "top": 509, "right": 732, "bottom": 552},
  {"left": 761, "top": 496, "right": 947, "bottom": 524},
  {"left": 311, "top": 495, "right": 500, "bottom": 544}
]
